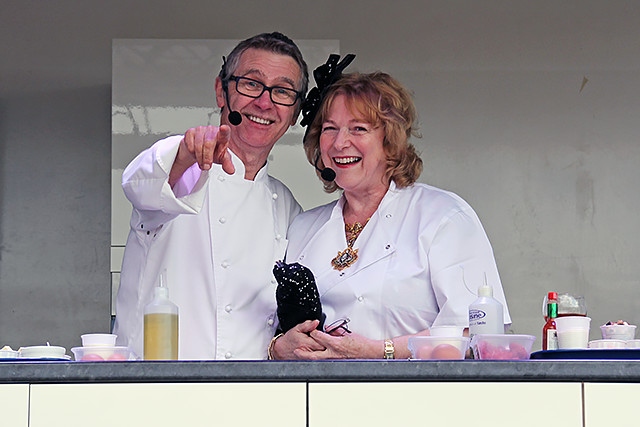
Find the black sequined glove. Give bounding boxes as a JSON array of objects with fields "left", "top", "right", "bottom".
[{"left": 273, "top": 261, "right": 325, "bottom": 333}]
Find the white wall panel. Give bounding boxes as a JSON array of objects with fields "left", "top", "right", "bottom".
[{"left": 30, "top": 383, "right": 306, "bottom": 427}]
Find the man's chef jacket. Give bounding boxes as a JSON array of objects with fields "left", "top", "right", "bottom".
[{"left": 113, "top": 135, "right": 301, "bottom": 359}]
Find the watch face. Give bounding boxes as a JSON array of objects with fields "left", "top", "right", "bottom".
[{"left": 384, "top": 339, "right": 395, "bottom": 359}]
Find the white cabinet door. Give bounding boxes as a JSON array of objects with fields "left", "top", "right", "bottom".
[
  {"left": 30, "top": 382, "right": 305, "bottom": 427},
  {"left": 584, "top": 382, "right": 639, "bottom": 427},
  {"left": 309, "top": 382, "right": 582, "bottom": 427},
  {"left": 0, "top": 384, "right": 29, "bottom": 427}
]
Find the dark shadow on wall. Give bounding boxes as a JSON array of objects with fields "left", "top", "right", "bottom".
[
  {"left": 0, "top": 98, "right": 5, "bottom": 282},
  {"left": 0, "top": 85, "right": 113, "bottom": 351}
]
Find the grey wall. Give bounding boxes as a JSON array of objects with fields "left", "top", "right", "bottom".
[{"left": 1, "top": 1, "right": 639, "bottom": 352}]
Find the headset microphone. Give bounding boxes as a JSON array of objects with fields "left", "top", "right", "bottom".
[
  {"left": 314, "top": 153, "right": 336, "bottom": 182},
  {"left": 223, "top": 84, "right": 242, "bottom": 126},
  {"left": 228, "top": 111, "right": 242, "bottom": 126}
]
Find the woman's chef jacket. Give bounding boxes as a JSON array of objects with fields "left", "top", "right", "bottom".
[
  {"left": 113, "top": 135, "right": 301, "bottom": 360},
  {"left": 284, "top": 181, "right": 511, "bottom": 340}
]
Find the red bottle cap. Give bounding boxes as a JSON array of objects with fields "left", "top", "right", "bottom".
[{"left": 547, "top": 291, "right": 558, "bottom": 300}]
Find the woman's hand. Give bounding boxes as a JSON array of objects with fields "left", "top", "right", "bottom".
[
  {"left": 295, "top": 327, "right": 435, "bottom": 360},
  {"left": 294, "top": 330, "right": 379, "bottom": 360},
  {"left": 271, "top": 320, "right": 325, "bottom": 360}
]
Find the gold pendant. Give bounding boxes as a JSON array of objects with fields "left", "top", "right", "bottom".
[{"left": 331, "top": 247, "right": 359, "bottom": 271}]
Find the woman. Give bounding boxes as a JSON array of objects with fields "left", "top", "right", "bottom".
[{"left": 270, "top": 72, "right": 511, "bottom": 359}]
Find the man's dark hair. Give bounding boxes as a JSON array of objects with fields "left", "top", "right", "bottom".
[{"left": 219, "top": 32, "right": 309, "bottom": 97}]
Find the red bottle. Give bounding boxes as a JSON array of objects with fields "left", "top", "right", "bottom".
[{"left": 542, "top": 291, "right": 559, "bottom": 350}]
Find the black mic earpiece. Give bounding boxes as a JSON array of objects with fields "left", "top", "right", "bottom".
[
  {"left": 220, "top": 56, "right": 242, "bottom": 126},
  {"left": 228, "top": 110, "right": 242, "bottom": 126},
  {"left": 314, "top": 153, "right": 336, "bottom": 182},
  {"left": 223, "top": 83, "right": 242, "bottom": 126}
]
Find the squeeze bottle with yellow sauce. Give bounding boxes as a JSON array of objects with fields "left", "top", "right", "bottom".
[{"left": 143, "top": 271, "right": 179, "bottom": 360}]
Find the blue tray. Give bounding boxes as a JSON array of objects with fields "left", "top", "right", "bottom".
[{"left": 531, "top": 349, "right": 640, "bottom": 360}]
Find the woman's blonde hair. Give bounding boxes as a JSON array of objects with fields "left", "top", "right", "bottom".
[{"left": 303, "top": 71, "right": 422, "bottom": 193}]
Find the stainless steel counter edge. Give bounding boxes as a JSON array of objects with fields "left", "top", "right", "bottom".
[{"left": 1, "top": 360, "right": 640, "bottom": 384}]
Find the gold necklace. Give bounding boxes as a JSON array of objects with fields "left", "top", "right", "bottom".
[{"left": 331, "top": 219, "right": 369, "bottom": 271}]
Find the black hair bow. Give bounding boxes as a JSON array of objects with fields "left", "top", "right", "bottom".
[
  {"left": 300, "top": 53, "right": 356, "bottom": 129},
  {"left": 273, "top": 260, "right": 326, "bottom": 333}
]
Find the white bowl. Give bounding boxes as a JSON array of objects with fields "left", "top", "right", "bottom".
[
  {"left": 0, "top": 348, "right": 19, "bottom": 359},
  {"left": 588, "top": 339, "right": 626, "bottom": 349},
  {"left": 626, "top": 340, "right": 640, "bottom": 349},
  {"left": 600, "top": 324, "right": 636, "bottom": 341},
  {"left": 408, "top": 336, "right": 470, "bottom": 360},
  {"left": 19, "top": 345, "right": 68, "bottom": 359},
  {"left": 81, "top": 333, "right": 117, "bottom": 347}
]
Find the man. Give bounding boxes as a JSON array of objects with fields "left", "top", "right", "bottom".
[{"left": 113, "top": 32, "right": 309, "bottom": 360}]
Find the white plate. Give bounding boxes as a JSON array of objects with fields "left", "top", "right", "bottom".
[{"left": 18, "top": 354, "right": 71, "bottom": 361}]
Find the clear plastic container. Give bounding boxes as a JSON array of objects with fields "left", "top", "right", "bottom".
[
  {"left": 408, "top": 336, "right": 470, "bottom": 360},
  {"left": 471, "top": 334, "right": 535, "bottom": 360},
  {"left": 600, "top": 324, "right": 636, "bottom": 341},
  {"left": 71, "top": 346, "right": 137, "bottom": 361}
]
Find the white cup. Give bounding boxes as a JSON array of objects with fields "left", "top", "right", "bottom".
[
  {"left": 81, "top": 333, "right": 117, "bottom": 347},
  {"left": 429, "top": 326, "right": 464, "bottom": 337},
  {"left": 556, "top": 316, "right": 591, "bottom": 349}
]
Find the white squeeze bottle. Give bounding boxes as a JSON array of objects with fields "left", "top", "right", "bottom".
[
  {"left": 468, "top": 277, "right": 504, "bottom": 338},
  {"left": 144, "top": 271, "right": 179, "bottom": 360}
]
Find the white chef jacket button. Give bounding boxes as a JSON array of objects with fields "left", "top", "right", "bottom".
[
  {"left": 385, "top": 213, "right": 392, "bottom": 218},
  {"left": 275, "top": 234, "right": 282, "bottom": 241},
  {"left": 385, "top": 244, "right": 391, "bottom": 250},
  {"left": 358, "top": 296, "right": 364, "bottom": 302},
  {"left": 271, "top": 278, "right": 277, "bottom": 285},
  {"left": 219, "top": 217, "right": 226, "bottom": 224},
  {"left": 267, "top": 318, "right": 274, "bottom": 326},
  {"left": 221, "top": 261, "right": 230, "bottom": 268},
  {"left": 225, "top": 305, "right": 232, "bottom": 313},
  {"left": 339, "top": 272, "right": 345, "bottom": 277},
  {"left": 272, "top": 193, "right": 278, "bottom": 200},
  {"left": 217, "top": 175, "right": 225, "bottom": 182},
  {"left": 225, "top": 352, "right": 232, "bottom": 359},
  {"left": 299, "top": 255, "right": 305, "bottom": 260}
]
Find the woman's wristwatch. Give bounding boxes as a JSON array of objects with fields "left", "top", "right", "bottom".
[{"left": 384, "top": 339, "right": 395, "bottom": 359}]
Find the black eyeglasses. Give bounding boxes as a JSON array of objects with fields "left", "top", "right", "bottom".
[
  {"left": 324, "top": 317, "right": 351, "bottom": 335},
  {"left": 228, "top": 76, "right": 301, "bottom": 106}
]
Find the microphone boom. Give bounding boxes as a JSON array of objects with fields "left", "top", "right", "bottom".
[{"left": 223, "top": 85, "right": 242, "bottom": 126}]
